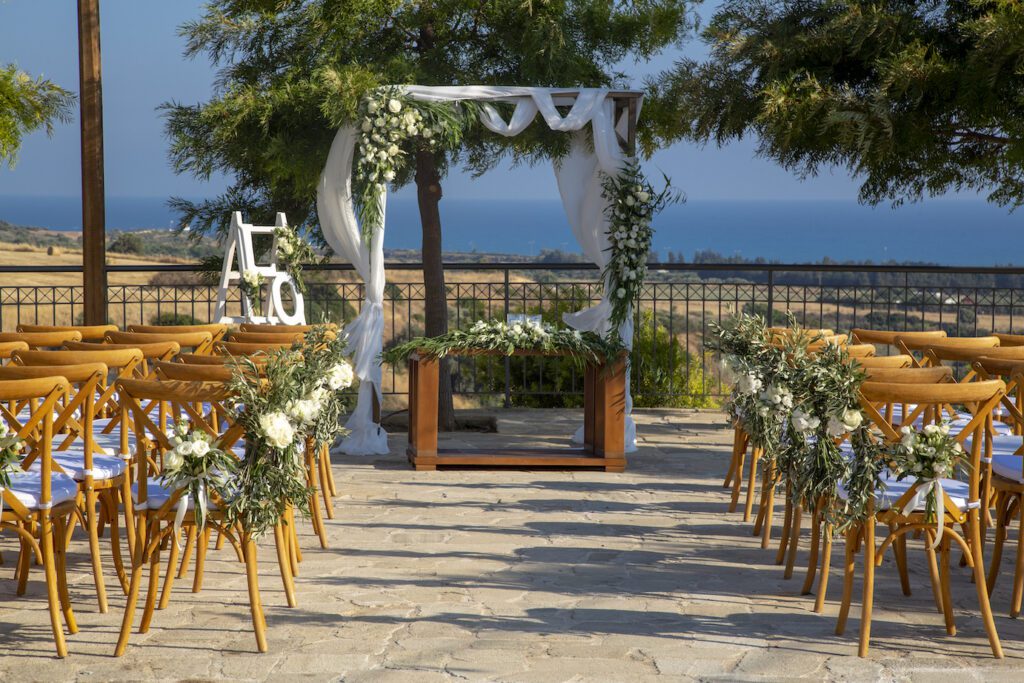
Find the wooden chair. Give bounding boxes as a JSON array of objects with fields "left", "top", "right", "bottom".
[
  {"left": 106, "top": 330, "right": 214, "bottom": 356},
  {"left": 842, "top": 343, "right": 875, "bottom": 359},
  {"left": 854, "top": 355, "right": 913, "bottom": 369},
  {"left": 238, "top": 323, "right": 334, "bottom": 334},
  {"left": 0, "top": 362, "right": 129, "bottom": 612},
  {"left": 127, "top": 323, "right": 228, "bottom": 345},
  {"left": 850, "top": 329, "right": 947, "bottom": 347},
  {"left": 114, "top": 378, "right": 291, "bottom": 656},
  {"left": 178, "top": 353, "right": 265, "bottom": 366},
  {"left": 0, "top": 375, "right": 78, "bottom": 657},
  {"left": 836, "top": 379, "right": 1005, "bottom": 658},
  {"left": 0, "top": 331, "right": 82, "bottom": 349},
  {"left": 65, "top": 340, "right": 180, "bottom": 379},
  {"left": 995, "top": 333, "right": 1024, "bottom": 347},
  {"left": 17, "top": 323, "right": 117, "bottom": 341},
  {"left": 216, "top": 340, "right": 293, "bottom": 356},
  {"left": 228, "top": 330, "right": 305, "bottom": 345},
  {"left": 895, "top": 335, "right": 999, "bottom": 368}
]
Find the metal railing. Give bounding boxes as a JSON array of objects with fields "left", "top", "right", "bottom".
[{"left": 5, "top": 261, "right": 1024, "bottom": 407}]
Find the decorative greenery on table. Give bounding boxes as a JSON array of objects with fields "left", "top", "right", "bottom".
[
  {"left": 225, "top": 324, "right": 355, "bottom": 536},
  {"left": 353, "top": 87, "right": 478, "bottom": 245},
  {"left": 602, "top": 161, "right": 678, "bottom": 339},
  {"left": 382, "top": 319, "right": 621, "bottom": 367},
  {"left": 273, "top": 223, "right": 317, "bottom": 295}
]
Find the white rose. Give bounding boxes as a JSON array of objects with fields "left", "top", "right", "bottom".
[
  {"left": 388, "top": 98, "right": 402, "bottom": 113},
  {"left": 616, "top": 287, "right": 627, "bottom": 298},
  {"left": 260, "top": 411, "right": 295, "bottom": 449},
  {"left": 374, "top": 117, "right": 385, "bottom": 127},
  {"left": 278, "top": 240, "right": 294, "bottom": 256},
  {"left": 361, "top": 119, "right": 372, "bottom": 132},
  {"left": 826, "top": 416, "right": 847, "bottom": 438},
  {"left": 422, "top": 128, "right": 434, "bottom": 139},
  {"left": 923, "top": 424, "right": 940, "bottom": 436},
  {"left": 403, "top": 111, "right": 416, "bottom": 125},
  {"left": 624, "top": 195, "right": 636, "bottom": 206},
  {"left": 164, "top": 449, "right": 184, "bottom": 471},
  {"left": 326, "top": 362, "right": 355, "bottom": 390},
  {"left": 387, "top": 144, "right": 400, "bottom": 157},
  {"left": 367, "top": 101, "right": 379, "bottom": 113},
  {"left": 636, "top": 191, "right": 650, "bottom": 203},
  {"left": 383, "top": 170, "right": 396, "bottom": 182},
  {"left": 177, "top": 440, "right": 194, "bottom": 456},
  {"left": 842, "top": 408, "right": 864, "bottom": 431},
  {"left": 191, "top": 439, "right": 210, "bottom": 457},
  {"left": 242, "top": 269, "right": 262, "bottom": 288}
]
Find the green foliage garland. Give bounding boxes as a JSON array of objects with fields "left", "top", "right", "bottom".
[{"left": 383, "top": 319, "right": 619, "bottom": 367}]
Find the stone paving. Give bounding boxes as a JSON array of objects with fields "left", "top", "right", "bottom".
[{"left": 3, "top": 408, "right": 1024, "bottom": 681}]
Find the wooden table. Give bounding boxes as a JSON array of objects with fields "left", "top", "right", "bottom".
[{"left": 406, "top": 349, "right": 627, "bottom": 471}]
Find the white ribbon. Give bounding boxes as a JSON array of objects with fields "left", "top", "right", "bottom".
[
  {"left": 171, "top": 478, "right": 209, "bottom": 550},
  {"left": 900, "top": 478, "right": 945, "bottom": 549}
]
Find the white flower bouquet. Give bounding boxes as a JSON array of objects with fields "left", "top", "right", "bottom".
[
  {"left": 885, "top": 423, "right": 965, "bottom": 524},
  {"left": 160, "top": 420, "right": 238, "bottom": 535},
  {"left": 239, "top": 268, "right": 264, "bottom": 309}
]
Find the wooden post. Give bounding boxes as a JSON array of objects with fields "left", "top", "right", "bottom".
[{"left": 78, "top": 0, "right": 107, "bottom": 325}]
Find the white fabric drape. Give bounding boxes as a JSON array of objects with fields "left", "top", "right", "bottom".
[
  {"left": 316, "top": 86, "right": 642, "bottom": 455},
  {"left": 316, "top": 125, "right": 389, "bottom": 455}
]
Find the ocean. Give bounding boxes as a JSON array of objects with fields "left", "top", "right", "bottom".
[{"left": 0, "top": 194, "right": 1019, "bottom": 265}]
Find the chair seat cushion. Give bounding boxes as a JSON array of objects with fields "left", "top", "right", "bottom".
[
  {"left": 992, "top": 454, "right": 1024, "bottom": 484},
  {"left": 838, "top": 473, "right": 971, "bottom": 512},
  {"left": 963, "top": 433, "right": 1022, "bottom": 458},
  {"left": 131, "top": 479, "right": 222, "bottom": 511},
  {"left": 51, "top": 449, "right": 127, "bottom": 481},
  {"left": 6, "top": 467, "right": 79, "bottom": 510}
]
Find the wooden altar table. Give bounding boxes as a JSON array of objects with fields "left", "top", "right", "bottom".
[{"left": 406, "top": 349, "right": 627, "bottom": 471}]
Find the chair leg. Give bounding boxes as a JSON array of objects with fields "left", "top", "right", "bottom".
[
  {"left": 288, "top": 508, "right": 302, "bottom": 574},
  {"left": 939, "top": 536, "right": 957, "bottom": 636},
  {"left": 85, "top": 489, "right": 109, "bottom": 613},
  {"left": 858, "top": 519, "right": 875, "bottom": 658},
  {"left": 801, "top": 508, "right": 821, "bottom": 595},
  {"left": 115, "top": 514, "right": 149, "bottom": 657},
  {"left": 924, "top": 531, "right": 945, "bottom": 616},
  {"left": 775, "top": 484, "right": 793, "bottom": 565},
  {"left": 159, "top": 532, "right": 181, "bottom": 610},
  {"left": 970, "top": 511, "right": 1004, "bottom": 658},
  {"left": 759, "top": 464, "right": 775, "bottom": 548},
  {"left": 323, "top": 444, "right": 337, "bottom": 497},
  {"left": 243, "top": 536, "right": 269, "bottom": 653},
  {"left": 139, "top": 524, "right": 162, "bottom": 634},
  {"left": 836, "top": 527, "right": 857, "bottom": 636},
  {"left": 53, "top": 516, "right": 78, "bottom": 635},
  {"left": 105, "top": 490, "right": 129, "bottom": 593},
  {"left": 1011, "top": 505, "right": 1024, "bottom": 618},
  {"left": 987, "top": 492, "right": 1010, "bottom": 594},
  {"left": 814, "top": 531, "right": 833, "bottom": 613},
  {"left": 729, "top": 443, "right": 746, "bottom": 513},
  {"left": 273, "top": 522, "right": 297, "bottom": 608},
  {"left": 177, "top": 526, "right": 196, "bottom": 579},
  {"left": 319, "top": 451, "right": 334, "bottom": 520},
  {"left": 893, "top": 525, "right": 912, "bottom": 597},
  {"left": 40, "top": 513, "right": 68, "bottom": 658},
  {"left": 743, "top": 448, "right": 760, "bottom": 523},
  {"left": 307, "top": 452, "right": 329, "bottom": 549},
  {"left": 16, "top": 530, "right": 32, "bottom": 595},
  {"left": 724, "top": 426, "right": 741, "bottom": 488},
  {"left": 193, "top": 526, "right": 211, "bottom": 593},
  {"left": 784, "top": 503, "right": 802, "bottom": 580}
]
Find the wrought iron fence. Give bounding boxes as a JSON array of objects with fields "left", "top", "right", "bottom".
[{"left": 4, "top": 261, "right": 1024, "bottom": 408}]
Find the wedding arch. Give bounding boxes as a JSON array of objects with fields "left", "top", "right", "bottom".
[{"left": 316, "top": 86, "right": 646, "bottom": 456}]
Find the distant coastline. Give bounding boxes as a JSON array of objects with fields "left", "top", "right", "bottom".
[{"left": 1, "top": 195, "right": 1021, "bottom": 266}]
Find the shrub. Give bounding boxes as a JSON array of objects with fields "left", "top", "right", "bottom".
[
  {"left": 109, "top": 231, "right": 145, "bottom": 254},
  {"left": 150, "top": 312, "right": 202, "bottom": 326}
]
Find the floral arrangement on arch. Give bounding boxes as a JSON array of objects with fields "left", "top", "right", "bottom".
[
  {"left": 353, "top": 87, "right": 477, "bottom": 245},
  {"left": 601, "top": 161, "right": 678, "bottom": 339},
  {"left": 225, "top": 324, "right": 355, "bottom": 536}
]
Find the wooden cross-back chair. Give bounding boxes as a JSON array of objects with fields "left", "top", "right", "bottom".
[
  {"left": 854, "top": 354, "right": 913, "bottom": 369},
  {"left": 0, "top": 375, "right": 77, "bottom": 657},
  {"left": 836, "top": 379, "right": 1005, "bottom": 659},
  {"left": 973, "top": 357, "right": 1024, "bottom": 434},
  {"left": 17, "top": 323, "right": 117, "bottom": 341},
  {"left": 65, "top": 339, "right": 180, "bottom": 378},
  {"left": 228, "top": 330, "right": 305, "bottom": 345},
  {"left": 995, "top": 333, "right": 1024, "bottom": 347},
  {"left": 842, "top": 343, "right": 876, "bottom": 359},
  {"left": 984, "top": 365, "right": 1024, "bottom": 618},
  {"left": 0, "top": 362, "right": 130, "bottom": 613},
  {"left": 215, "top": 340, "right": 293, "bottom": 356},
  {"left": 0, "top": 330, "right": 82, "bottom": 349},
  {"left": 106, "top": 330, "right": 214, "bottom": 356},
  {"left": 850, "top": 329, "right": 947, "bottom": 347},
  {"left": 895, "top": 335, "right": 999, "bottom": 369},
  {"left": 114, "top": 377, "right": 295, "bottom": 656},
  {"left": 0, "top": 341, "right": 29, "bottom": 363},
  {"left": 127, "top": 323, "right": 228, "bottom": 345},
  {"left": 177, "top": 352, "right": 265, "bottom": 366},
  {"left": 238, "top": 322, "right": 335, "bottom": 334}
]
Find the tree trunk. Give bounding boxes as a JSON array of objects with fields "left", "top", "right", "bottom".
[{"left": 415, "top": 149, "right": 456, "bottom": 431}]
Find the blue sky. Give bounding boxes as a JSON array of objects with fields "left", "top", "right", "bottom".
[{"left": 0, "top": 1, "right": 922, "bottom": 203}]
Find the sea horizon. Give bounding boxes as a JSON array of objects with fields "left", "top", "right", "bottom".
[{"left": 1, "top": 194, "right": 1020, "bottom": 266}]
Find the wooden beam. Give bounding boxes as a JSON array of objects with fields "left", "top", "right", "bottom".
[{"left": 78, "top": 0, "right": 107, "bottom": 325}]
